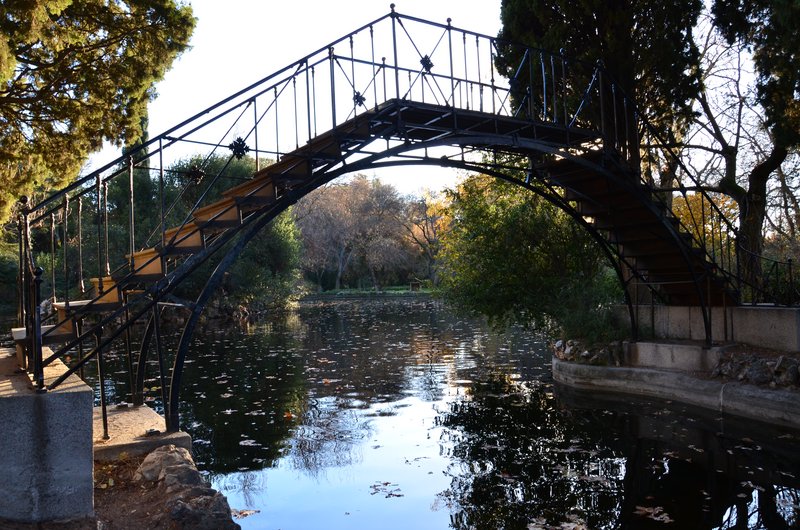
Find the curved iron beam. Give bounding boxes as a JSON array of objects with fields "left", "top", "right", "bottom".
[
  {"left": 163, "top": 142, "right": 649, "bottom": 431},
  {"left": 165, "top": 194, "right": 300, "bottom": 431}
]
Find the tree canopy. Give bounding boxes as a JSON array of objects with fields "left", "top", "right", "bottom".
[
  {"left": 0, "top": 0, "right": 195, "bottom": 221},
  {"left": 438, "top": 175, "right": 621, "bottom": 340},
  {"left": 497, "top": 0, "right": 703, "bottom": 133}
]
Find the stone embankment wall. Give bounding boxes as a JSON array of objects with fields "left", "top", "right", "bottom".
[{"left": 133, "top": 445, "right": 240, "bottom": 530}]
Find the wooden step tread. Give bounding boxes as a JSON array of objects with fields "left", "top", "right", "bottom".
[{"left": 12, "top": 325, "right": 74, "bottom": 343}]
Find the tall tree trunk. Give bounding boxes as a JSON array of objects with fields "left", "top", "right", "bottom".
[{"left": 736, "top": 145, "right": 788, "bottom": 297}]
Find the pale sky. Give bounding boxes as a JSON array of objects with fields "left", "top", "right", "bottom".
[{"left": 88, "top": 1, "right": 504, "bottom": 196}]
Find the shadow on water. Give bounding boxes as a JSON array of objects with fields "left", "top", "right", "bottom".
[{"left": 82, "top": 299, "right": 800, "bottom": 529}]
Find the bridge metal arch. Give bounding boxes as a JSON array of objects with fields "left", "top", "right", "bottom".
[{"left": 160, "top": 132, "right": 697, "bottom": 431}]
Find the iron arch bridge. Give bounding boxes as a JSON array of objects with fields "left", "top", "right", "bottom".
[{"left": 11, "top": 6, "right": 791, "bottom": 432}]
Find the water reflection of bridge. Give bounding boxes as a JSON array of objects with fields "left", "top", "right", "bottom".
[{"left": 11, "top": 6, "right": 786, "bottom": 436}]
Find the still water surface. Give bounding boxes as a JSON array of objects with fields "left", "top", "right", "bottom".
[{"left": 99, "top": 299, "right": 800, "bottom": 529}]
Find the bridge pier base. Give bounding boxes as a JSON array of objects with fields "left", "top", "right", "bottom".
[
  {"left": 622, "top": 305, "right": 800, "bottom": 352},
  {"left": 0, "top": 348, "right": 94, "bottom": 524}
]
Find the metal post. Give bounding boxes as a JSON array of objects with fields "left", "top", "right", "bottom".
[
  {"left": 370, "top": 26, "right": 377, "bottom": 108},
  {"left": 540, "top": 53, "right": 547, "bottom": 121},
  {"left": 254, "top": 99, "right": 260, "bottom": 172},
  {"left": 123, "top": 290, "right": 135, "bottom": 405},
  {"left": 293, "top": 76, "right": 299, "bottom": 149},
  {"left": 391, "top": 4, "right": 400, "bottom": 99},
  {"left": 329, "top": 47, "right": 337, "bottom": 128},
  {"left": 152, "top": 304, "right": 170, "bottom": 431},
  {"left": 95, "top": 329, "right": 109, "bottom": 439},
  {"left": 476, "top": 36, "right": 483, "bottom": 113},
  {"left": 32, "top": 267, "right": 45, "bottom": 391},
  {"left": 159, "top": 138, "right": 165, "bottom": 249},
  {"left": 96, "top": 175, "right": 104, "bottom": 292},
  {"left": 77, "top": 197, "right": 85, "bottom": 294},
  {"left": 448, "top": 18, "right": 455, "bottom": 106},
  {"left": 62, "top": 196, "right": 69, "bottom": 306},
  {"left": 305, "top": 62, "right": 312, "bottom": 143},
  {"left": 103, "top": 181, "right": 110, "bottom": 276},
  {"left": 490, "top": 39, "right": 496, "bottom": 115},
  {"left": 128, "top": 155, "right": 135, "bottom": 271},
  {"left": 598, "top": 64, "right": 606, "bottom": 148},
  {"left": 17, "top": 195, "right": 30, "bottom": 327},
  {"left": 49, "top": 212, "right": 56, "bottom": 301}
]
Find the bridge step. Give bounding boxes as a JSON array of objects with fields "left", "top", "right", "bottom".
[
  {"left": 161, "top": 222, "right": 204, "bottom": 255},
  {"left": 223, "top": 176, "right": 277, "bottom": 212},
  {"left": 89, "top": 276, "right": 123, "bottom": 308},
  {"left": 193, "top": 197, "right": 242, "bottom": 229},
  {"left": 12, "top": 324, "right": 75, "bottom": 346},
  {"left": 126, "top": 247, "right": 164, "bottom": 281}
]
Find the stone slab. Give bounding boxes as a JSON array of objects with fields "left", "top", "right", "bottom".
[
  {"left": 0, "top": 347, "right": 94, "bottom": 523},
  {"left": 93, "top": 404, "right": 192, "bottom": 461},
  {"left": 553, "top": 357, "right": 800, "bottom": 430},
  {"left": 624, "top": 340, "right": 729, "bottom": 371},
  {"left": 620, "top": 305, "right": 800, "bottom": 352}
]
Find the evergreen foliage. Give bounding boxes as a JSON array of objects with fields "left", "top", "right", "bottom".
[{"left": 0, "top": 0, "right": 195, "bottom": 220}]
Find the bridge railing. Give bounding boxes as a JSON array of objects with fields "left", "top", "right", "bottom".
[{"left": 632, "top": 96, "right": 798, "bottom": 306}]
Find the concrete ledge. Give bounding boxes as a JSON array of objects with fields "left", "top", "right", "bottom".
[
  {"left": 93, "top": 405, "right": 192, "bottom": 462},
  {"left": 622, "top": 305, "right": 800, "bottom": 352},
  {"left": 0, "top": 348, "right": 93, "bottom": 523},
  {"left": 553, "top": 357, "right": 800, "bottom": 429},
  {"left": 624, "top": 341, "right": 729, "bottom": 371}
]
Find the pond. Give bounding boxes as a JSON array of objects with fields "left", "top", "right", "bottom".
[{"left": 93, "top": 299, "right": 800, "bottom": 529}]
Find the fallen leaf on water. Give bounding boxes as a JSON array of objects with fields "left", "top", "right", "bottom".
[{"left": 231, "top": 509, "right": 260, "bottom": 519}]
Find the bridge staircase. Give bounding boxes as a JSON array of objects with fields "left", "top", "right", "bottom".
[{"left": 8, "top": 7, "right": 794, "bottom": 433}]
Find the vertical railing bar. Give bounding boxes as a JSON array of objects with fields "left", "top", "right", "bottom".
[
  {"left": 462, "top": 32, "right": 468, "bottom": 110},
  {"left": 560, "top": 49, "right": 568, "bottom": 125},
  {"left": 329, "top": 47, "right": 337, "bottom": 128},
  {"left": 293, "top": 76, "right": 299, "bottom": 149},
  {"left": 274, "top": 87, "right": 280, "bottom": 158},
  {"left": 370, "top": 26, "right": 378, "bottom": 108},
  {"left": 77, "top": 197, "right": 84, "bottom": 294},
  {"left": 103, "top": 181, "right": 110, "bottom": 276},
  {"left": 447, "top": 18, "right": 454, "bottom": 106},
  {"left": 123, "top": 291, "right": 135, "bottom": 405},
  {"left": 159, "top": 138, "right": 166, "bottom": 250},
  {"left": 49, "top": 212, "right": 56, "bottom": 302},
  {"left": 303, "top": 63, "right": 311, "bottom": 146},
  {"left": 490, "top": 38, "right": 496, "bottom": 116},
  {"left": 476, "top": 35, "right": 483, "bottom": 113},
  {"left": 254, "top": 98, "right": 260, "bottom": 172},
  {"left": 95, "top": 330, "right": 109, "bottom": 439},
  {"left": 540, "top": 52, "right": 547, "bottom": 122},
  {"left": 17, "top": 203, "right": 27, "bottom": 328},
  {"left": 382, "top": 57, "right": 387, "bottom": 103},
  {"left": 528, "top": 47, "right": 535, "bottom": 120},
  {"left": 612, "top": 84, "right": 619, "bottom": 150},
  {"left": 33, "top": 267, "right": 44, "bottom": 390},
  {"left": 350, "top": 35, "right": 357, "bottom": 117},
  {"left": 550, "top": 54, "right": 556, "bottom": 123},
  {"left": 391, "top": 5, "right": 400, "bottom": 100},
  {"left": 128, "top": 155, "right": 135, "bottom": 270},
  {"left": 62, "top": 196, "right": 69, "bottom": 306},
  {"left": 152, "top": 304, "right": 169, "bottom": 431},
  {"left": 312, "top": 66, "right": 318, "bottom": 138}
]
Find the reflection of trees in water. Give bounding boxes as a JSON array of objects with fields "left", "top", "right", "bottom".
[
  {"left": 438, "top": 375, "right": 800, "bottom": 529},
  {"left": 437, "top": 375, "right": 625, "bottom": 529},
  {"left": 214, "top": 471, "right": 268, "bottom": 509},
  {"left": 287, "top": 397, "right": 373, "bottom": 477}
]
